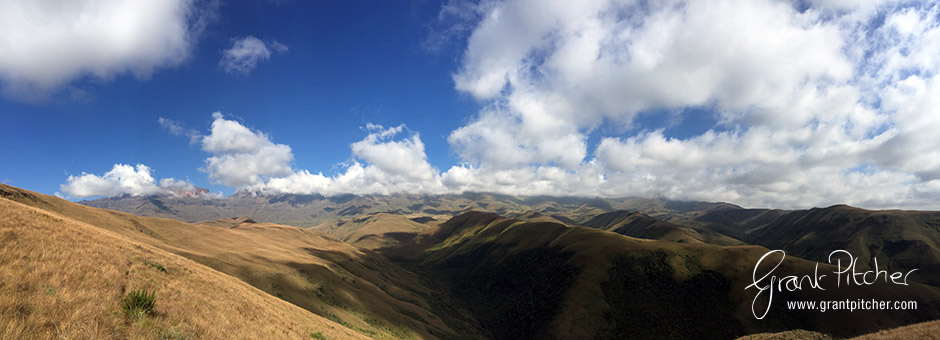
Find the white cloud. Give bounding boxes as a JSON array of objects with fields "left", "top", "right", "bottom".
[
  {"left": 429, "top": 0, "right": 940, "bottom": 209},
  {"left": 0, "top": 0, "right": 209, "bottom": 101},
  {"left": 61, "top": 1, "right": 940, "bottom": 210},
  {"left": 262, "top": 124, "right": 445, "bottom": 195},
  {"left": 201, "top": 112, "right": 294, "bottom": 188},
  {"left": 60, "top": 163, "right": 198, "bottom": 198},
  {"left": 219, "top": 36, "right": 286, "bottom": 74},
  {"left": 157, "top": 113, "right": 446, "bottom": 196}
]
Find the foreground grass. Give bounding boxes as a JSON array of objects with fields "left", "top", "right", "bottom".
[{"left": 0, "top": 196, "right": 367, "bottom": 339}]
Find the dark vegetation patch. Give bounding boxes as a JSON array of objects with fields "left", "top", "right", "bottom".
[
  {"left": 410, "top": 216, "right": 436, "bottom": 223},
  {"left": 435, "top": 244, "right": 581, "bottom": 340},
  {"left": 145, "top": 261, "right": 167, "bottom": 273},
  {"left": 600, "top": 251, "right": 742, "bottom": 339}
]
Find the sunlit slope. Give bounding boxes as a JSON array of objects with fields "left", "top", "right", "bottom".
[
  {"left": 0, "top": 194, "right": 366, "bottom": 340},
  {"left": 0, "top": 184, "right": 479, "bottom": 340},
  {"left": 581, "top": 210, "right": 744, "bottom": 245},
  {"left": 309, "top": 213, "right": 436, "bottom": 250},
  {"left": 848, "top": 319, "right": 940, "bottom": 339},
  {"left": 389, "top": 211, "right": 940, "bottom": 340}
]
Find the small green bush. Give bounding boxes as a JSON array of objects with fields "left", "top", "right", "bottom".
[
  {"left": 310, "top": 331, "right": 327, "bottom": 340},
  {"left": 123, "top": 288, "right": 156, "bottom": 319},
  {"left": 146, "top": 261, "right": 167, "bottom": 273}
]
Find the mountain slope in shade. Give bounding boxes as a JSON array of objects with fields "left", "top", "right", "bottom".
[
  {"left": 0, "top": 192, "right": 366, "bottom": 339},
  {"left": 581, "top": 210, "right": 744, "bottom": 245},
  {"left": 696, "top": 204, "right": 940, "bottom": 286},
  {"left": 0, "top": 184, "right": 480, "bottom": 340},
  {"left": 386, "top": 211, "right": 940, "bottom": 339}
]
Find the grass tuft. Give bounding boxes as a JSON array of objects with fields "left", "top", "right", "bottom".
[
  {"left": 146, "top": 260, "right": 168, "bottom": 273},
  {"left": 310, "top": 331, "right": 327, "bottom": 340},
  {"left": 123, "top": 288, "right": 156, "bottom": 319}
]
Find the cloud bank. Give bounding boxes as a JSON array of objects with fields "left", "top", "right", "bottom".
[
  {"left": 62, "top": 1, "right": 940, "bottom": 209},
  {"left": 0, "top": 0, "right": 211, "bottom": 101},
  {"left": 59, "top": 164, "right": 201, "bottom": 198},
  {"left": 432, "top": 0, "right": 940, "bottom": 209}
]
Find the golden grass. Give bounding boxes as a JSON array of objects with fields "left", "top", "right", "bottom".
[
  {"left": 310, "top": 213, "right": 432, "bottom": 250},
  {"left": 848, "top": 319, "right": 940, "bottom": 340},
  {"left": 735, "top": 329, "right": 834, "bottom": 340},
  {"left": 0, "top": 196, "right": 367, "bottom": 339},
  {"left": 0, "top": 184, "right": 468, "bottom": 339}
]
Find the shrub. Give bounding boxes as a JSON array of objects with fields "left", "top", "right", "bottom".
[
  {"left": 310, "top": 331, "right": 327, "bottom": 340},
  {"left": 146, "top": 261, "right": 167, "bottom": 273},
  {"left": 123, "top": 289, "right": 156, "bottom": 319}
]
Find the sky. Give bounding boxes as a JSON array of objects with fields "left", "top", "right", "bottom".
[{"left": 1, "top": 0, "right": 940, "bottom": 210}]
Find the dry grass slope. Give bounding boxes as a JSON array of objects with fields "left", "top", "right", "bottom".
[
  {"left": 848, "top": 319, "right": 940, "bottom": 340},
  {"left": 0, "top": 196, "right": 367, "bottom": 340},
  {"left": 0, "top": 184, "right": 477, "bottom": 340}
]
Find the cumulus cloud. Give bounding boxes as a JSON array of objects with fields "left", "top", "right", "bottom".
[
  {"left": 201, "top": 112, "right": 294, "bottom": 187},
  {"left": 425, "top": 0, "right": 940, "bottom": 209},
  {"left": 59, "top": 1, "right": 940, "bottom": 209},
  {"left": 219, "top": 36, "right": 287, "bottom": 74},
  {"left": 253, "top": 123, "right": 445, "bottom": 195},
  {"left": 0, "top": 0, "right": 211, "bottom": 101},
  {"left": 59, "top": 164, "right": 198, "bottom": 198},
  {"left": 183, "top": 113, "right": 445, "bottom": 195}
]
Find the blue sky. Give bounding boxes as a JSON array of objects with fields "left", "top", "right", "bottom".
[
  {"left": 1, "top": 0, "right": 476, "bottom": 196},
  {"left": 2, "top": 0, "right": 940, "bottom": 209}
]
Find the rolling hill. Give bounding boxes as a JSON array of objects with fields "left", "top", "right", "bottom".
[
  {"left": 7, "top": 182, "right": 940, "bottom": 339},
  {"left": 0, "top": 188, "right": 366, "bottom": 339},
  {"left": 581, "top": 210, "right": 744, "bottom": 245},
  {"left": 384, "top": 211, "right": 940, "bottom": 339},
  {"left": 695, "top": 205, "right": 940, "bottom": 286},
  {"left": 0, "top": 184, "right": 480, "bottom": 339},
  {"left": 308, "top": 213, "right": 437, "bottom": 250}
]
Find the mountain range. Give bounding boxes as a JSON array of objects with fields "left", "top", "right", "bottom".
[{"left": 3, "top": 183, "right": 940, "bottom": 339}]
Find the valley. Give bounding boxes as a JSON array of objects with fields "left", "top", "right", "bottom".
[{"left": 3, "top": 183, "right": 940, "bottom": 339}]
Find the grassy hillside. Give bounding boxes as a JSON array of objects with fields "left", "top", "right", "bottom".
[
  {"left": 0, "top": 192, "right": 366, "bottom": 339},
  {"left": 697, "top": 205, "right": 940, "bottom": 286},
  {"left": 388, "top": 211, "right": 940, "bottom": 339},
  {"left": 0, "top": 184, "right": 479, "bottom": 340},
  {"left": 848, "top": 319, "right": 940, "bottom": 339},
  {"left": 581, "top": 210, "right": 744, "bottom": 245},
  {"left": 309, "top": 213, "right": 436, "bottom": 250}
]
